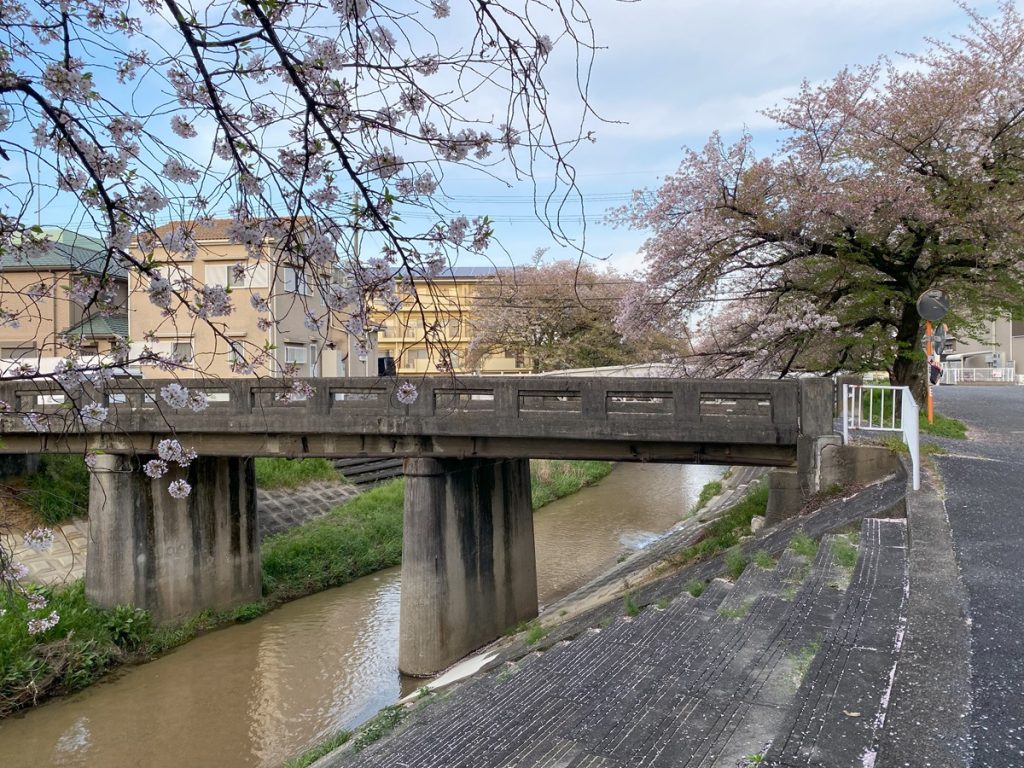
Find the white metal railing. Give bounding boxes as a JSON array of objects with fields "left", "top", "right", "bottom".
[
  {"left": 842, "top": 384, "right": 920, "bottom": 491},
  {"left": 941, "top": 367, "right": 1016, "bottom": 385}
]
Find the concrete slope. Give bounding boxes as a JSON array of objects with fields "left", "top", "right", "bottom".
[
  {"left": 762, "top": 518, "right": 909, "bottom": 768},
  {"left": 328, "top": 515, "right": 908, "bottom": 768}
]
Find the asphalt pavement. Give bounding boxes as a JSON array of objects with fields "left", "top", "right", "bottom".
[{"left": 931, "top": 386, "right": 1024, "bottom": 768}]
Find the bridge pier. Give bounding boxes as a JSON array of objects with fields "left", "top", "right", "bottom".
[
  {"left": 399, "top": 457, "right": 538, "bottom": 677},
  {"left": 85, "top": 454, "right": 261, "bottom": 623}
]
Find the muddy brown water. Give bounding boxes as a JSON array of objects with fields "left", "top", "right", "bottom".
[{"left": 0, "top": 462, "right": 724, "bottom": 767}]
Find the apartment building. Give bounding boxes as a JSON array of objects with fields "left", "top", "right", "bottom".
[
  {"left": 373, "top": 266, "right": 530, "bottom": 375},
  {"left": 0, "top": 230, "right": 129, "bottom": 362},
  {"left": 128, "top": 220, "right": 349, "bottom": 379}
]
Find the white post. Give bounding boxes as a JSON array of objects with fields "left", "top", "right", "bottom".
[
  {"left": 842, "top": 383, "right": 850, "bottom": 445},
  {"left": 901, "top": 386, "right": 921, "bottom": 491}
]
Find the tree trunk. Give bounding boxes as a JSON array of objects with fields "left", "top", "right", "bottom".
[{"left": 890, "top": 303, "right": 927, "bottom": 402}]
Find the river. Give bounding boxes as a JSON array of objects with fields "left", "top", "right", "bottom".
[{"left": 0, "top": 462, "right": 724, "bottom": 768}]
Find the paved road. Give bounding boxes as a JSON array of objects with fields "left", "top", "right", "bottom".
[{"left": 932, "top": 386, "right": 1024, "bottom": 767}]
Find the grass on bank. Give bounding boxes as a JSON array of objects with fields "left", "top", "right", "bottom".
[
  {"left": 253, "top": 457, "right": 344, "bottom": 489},
  {"left": 919, "top": 411, "right": 968, "bottom": 439},
  {"left": 1, "top": 459, "right": 611, "bottom": 718},
  {"left": 26, "top": 455, "right": 90, "bottom": 526},
  {"left": 15, "top": 457, "right": 344, "bottom": 529},
  {"left": 669, "top": 482, "right": 770, "bottom": 575},
  {"left": 690, "top": 479, "right": 723, "bottom": 517},
  {"left": 530, "top": 459, "right": 612, "bottom": 509}
]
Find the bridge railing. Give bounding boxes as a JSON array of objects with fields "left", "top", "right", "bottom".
[{"left": 0, "top": 376, "right": 833, "bottom": 447}]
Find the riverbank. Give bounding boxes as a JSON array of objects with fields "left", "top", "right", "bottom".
[{"left": 0, "top": 459, "right": 613, "bottom": 719}]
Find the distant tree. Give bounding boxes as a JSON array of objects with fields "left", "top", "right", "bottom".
[
  {"left": 615, "top": 3, "right": 1024, "bottom": 396},
  {"left": 466, "top": 260, "right": 684, "bottom": 373}
]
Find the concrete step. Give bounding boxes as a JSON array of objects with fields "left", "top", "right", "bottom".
[
  {"left": 332, "top": 457, "right": 404, "bottom": 486},
  {"left": 761, "top": 518, "right": 909, "bottom": 768},
  {"left": 695, "top": 536, "right": 851, "bottom": 768},
  {"left": 334, "top": 494, "right": 910, "bottom": 768}
]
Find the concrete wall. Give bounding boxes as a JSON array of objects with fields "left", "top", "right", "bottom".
[
  {"left": 399, "top": 457, "right": 538, "bottom": 676},
  {"left": 819, "top": 444, "right": 902, "bottom": 489},
  {"left": 85, "top": 454, "right": 261, "bottom": 623}
]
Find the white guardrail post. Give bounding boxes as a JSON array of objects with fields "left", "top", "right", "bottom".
[
  {"left": 900, "top": 386, "right": 921, "bottom": 491},
  {"left": 842, "top": 383, "right": 850, "bottom": 445}
]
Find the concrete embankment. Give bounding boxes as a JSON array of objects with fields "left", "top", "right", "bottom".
[{"left": 314, "top": 459, "right": 956, "bottom": 768}]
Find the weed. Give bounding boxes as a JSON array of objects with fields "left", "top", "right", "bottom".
[
  {"left": 752, "top": 550, "right": 776, "bottom": 570},
  {"left": 721, "top": 468, "right": 734, "bottom": 481},
  {"left": 353, "top": 705, "right": 405, "bottom": 751},
  {"left": 283, "top": 730, "right": 352, "bottom": 768},
  {"left": 530, "top": 460, "right": 612, "bottom": 509},
  {"left": 832, "top": 537, "right": 858, "bottom": 569},
  {"left": 718, "top": 601, "right": 751, "bottom": 620},
  {"left": 559, "top": 609, "right": 568, "bottom": 617},
  {"left": 230, "top": 602, "right": 267, "bottom": 623},
  {"left": 27, "top": 454, "right": 90, "bottom": 525},
  {"left": 791, "top": 638, "right": 821, "bottom": 686},
  {"left": 598, "top": 617, "right": 613, "bottom": 629},
  {"left": 670, "top": 483, "right": 769, "bottom": 571},
  {"left": 739, "top": 751, "right": 765, "bottom": 766},
  {"left": 496, "top": 665, "right": 518, "bottom": 684},
  {"left": 254, "top": 457, "right": 343, "bottom": 489},
  {"left": 655, "top": 597, "right": 671, "bottom": 610},
  {"left": 919, "top": 412, "right": 967, "bottom": 439},
  {"left": 686, "top": 579, "right": 705, "bottom": 598},
  {"left": 616, "top": 553, "right": 628, "bottom": 564},
  {"left": 623, "top": 593, "right": 640, "bottom": 617},
  {"left": 725, "top": 547, "right": 749, "bottom": 580},
  {"left": 690, "top": 479, "right": 723, "bottom": 516},
  {"left": 105, "top": 605, "right": 151, "bottom": 651},
  {"left": 525, "top": 622, "right": 547, "bottom": 646},
  {"left": 789, "top": 532, "right": 818, "bottom": 558}
]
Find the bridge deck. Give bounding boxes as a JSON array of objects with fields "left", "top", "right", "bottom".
[{"left": 0, "top": 376, "right": 832, "bottom": 464}]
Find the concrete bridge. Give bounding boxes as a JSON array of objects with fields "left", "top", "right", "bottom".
[{"left": 0, "top": 376, "right": 834, "bottom": 675}]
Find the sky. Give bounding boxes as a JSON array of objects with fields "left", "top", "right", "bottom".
[
  {"left": 445, "top": 0, "right": 1004, "bottom": 275},
  {"left": 11, "top": 0, "right": 1006, "bottom": 277}
]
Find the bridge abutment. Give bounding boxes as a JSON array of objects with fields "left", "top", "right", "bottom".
[
  {"left": 399, "top": 457, "right": 538, "bottom": 677},
  {"left": 85, "top": 454, "right": 261, "bottom": 623}
]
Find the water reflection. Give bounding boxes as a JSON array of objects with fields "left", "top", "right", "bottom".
[{"left": 0, "top": 462, "right": 723, "bottom": 768}]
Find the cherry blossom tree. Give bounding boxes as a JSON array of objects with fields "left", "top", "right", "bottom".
[
  {"left": 0, "top": 0, "right": 601, "bottom": 628},
  {"left": 466, "top": 258, "right": 685, "bottom": 372},
  {"left": 616, "top": 2, "right": 1024, "bottom": 395}
]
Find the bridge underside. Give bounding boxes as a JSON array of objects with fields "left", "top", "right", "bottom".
[{"left": 0, "top": 434, "right": 798, "bottom": 467}]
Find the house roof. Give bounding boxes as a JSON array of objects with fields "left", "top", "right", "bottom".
[
  {"left": 148, "top": 216, "right": 313, "bottom": 244},
  {"left": 64, "top": 313, "right": 129, "bottom": 339},
  {"left": 0, "top": 240, "right": 128, "bottom": 280}
]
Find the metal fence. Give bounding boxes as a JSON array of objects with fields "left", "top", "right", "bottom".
[
  {"left": 842, "top": 384, "right": 920, "bottom": 490},
  {"left": 941, "top": 367, "right": 1017, "bottom": 385}
]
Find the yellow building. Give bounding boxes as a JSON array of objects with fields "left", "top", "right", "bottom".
[
  {"left": 129, "top": 220, "right": 349, "bottom": 379},
  {"left": 373, "top": 267, "right": 530, "bottom": 375},
  {"left": 0, "top": 230, "right": 129, "bottom": 361}
]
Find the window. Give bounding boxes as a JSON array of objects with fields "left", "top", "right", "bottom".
[
  {"left": 447, "top": 318, "right": 461, "bottom": 338},
  {"left": 283, "top": 266, "right": 310, "bottom": 296},
  {"left": 173, "top": 341, "right": 193, "bottom": 363},
  {"left": 0, "top": 345, "right": 36, "bottom": 360},
  {"left": 160, "top": 263, "right": 192, "bottom": 290},
  {"left": 204, "top": 263, "right": 228, "bottom": 288},
  {"left": 284, "top": 343, "right": 307, "bottom": 364},
  {"left": 1013, "top": 320, "right": 1024, "bottom": 337},
  {"left": 407, "top": 348, "right": 429, "bottom": 364},
  {"left": 308, "top": 343, "right": 319, "bottom": 377}
]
